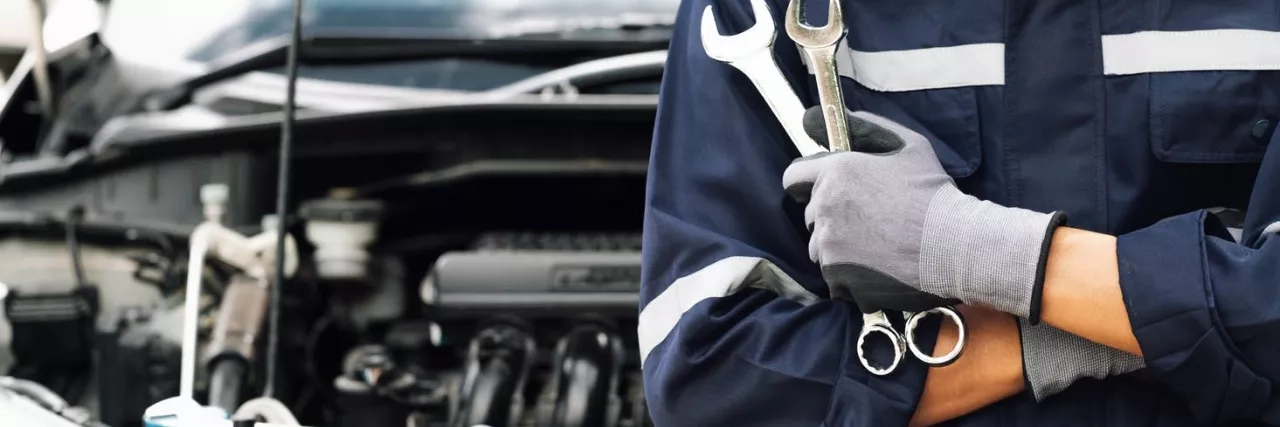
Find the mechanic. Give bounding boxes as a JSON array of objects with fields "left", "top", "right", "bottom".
[{"left": 639, "top": 0, "right": 1280, "bottom": 426}]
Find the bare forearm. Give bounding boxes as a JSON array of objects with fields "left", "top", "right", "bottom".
[
  {"left": 910, "top": 305, "right": 1024, "bottom": 427},
  {"left": 910, "top": 226, "right": 1148, "bottom": 426},
  {"left": 1039, "top": 228, "right": 1142, "bottom": 356}
]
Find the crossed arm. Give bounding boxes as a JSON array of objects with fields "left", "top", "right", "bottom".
[
  {"left": 649, "top": 2, "right": 1280, "bottom": 425},
  {"left": 910, "top": 227, "right": 1139, "bottom": 426}
]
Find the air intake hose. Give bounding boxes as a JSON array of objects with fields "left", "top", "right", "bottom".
[
  {"left": 452, "top": 324, "right": 535, "bottom": 427},
  {"left": 536, "top": 324, "right": 624, "bottom": 427}
]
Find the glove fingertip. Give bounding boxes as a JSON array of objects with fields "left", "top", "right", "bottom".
[
  {"left": 808, "top": 233, "right": 821, "bottom": 263},
  {"left": 781, "top": 153, "right": 832, "bottom": 195},
  {"left": 803, "top": 106, "right": 862, "bottom": 148},
  {"left": 802, "top": 106, "right": 831, "bottom": 147},
  {"left": 784, "top": 181, "right": 814, "bottom": 203},
  {"left": 805, "top": 107, "right": 907, "bottom": 154}
]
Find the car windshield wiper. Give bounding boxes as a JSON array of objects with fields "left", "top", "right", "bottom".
[
  {"left": 475, "top": 13, "right": 675, "bottom": 39},
  {"left": 142, "top": 29, "right": 671, "bottom": 112}
]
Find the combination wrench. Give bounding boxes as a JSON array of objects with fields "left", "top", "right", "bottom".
[
  {"left": 784, "top": 0, "right": 967, "bottom": 375},
  {"left": 700, "top": 0, "right": 825, "bottom": 157},
  {"left": 784, "top": 0, "right": 850, "bottom": 153}
]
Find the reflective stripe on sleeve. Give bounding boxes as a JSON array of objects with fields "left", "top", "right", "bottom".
[{"left": 637, "top": 256, "right": 820, "bottom": 366}]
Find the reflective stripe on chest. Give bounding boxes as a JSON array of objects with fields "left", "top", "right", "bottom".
[{"left": 797, "top": 29, "right": 1280, "bottom": 92}]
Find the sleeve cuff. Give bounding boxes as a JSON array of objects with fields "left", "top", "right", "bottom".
[
  {"left": 1027, "top": 211, "right": 1067, "bottom": 325},
  {"left": 1117, "top": 210, "right": 1269, "bottom": 425}
]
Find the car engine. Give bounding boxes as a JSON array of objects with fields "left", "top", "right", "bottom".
[
  {"left": 0, "top": 143, "right": 651, "bottom": 427},
  {"left": 0, "top": 0, "right": 668, "bottom": 425}
]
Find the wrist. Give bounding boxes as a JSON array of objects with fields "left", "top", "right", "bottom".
[{"left": 919, "top": 185, "right": 1066, "bottom": 319}]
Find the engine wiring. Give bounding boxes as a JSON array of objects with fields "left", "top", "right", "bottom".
[
  {"left": 265, "top": 0, "right": 305, "bottom": 399},
  {"left": 63, "top": 205, "right": 88, "bottom": 288}
]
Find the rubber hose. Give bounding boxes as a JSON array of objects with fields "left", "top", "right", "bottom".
[
  {"left": 0, "top": 376, "right": 67, "bottom": 412},
  {"left": 233, "top": 397, "right": 301, "bottom": 425},
  {"left": 208, "top": 359, "right": 247, "bottom": 414}
]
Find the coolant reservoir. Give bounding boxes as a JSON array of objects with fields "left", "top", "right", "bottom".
[{"left": 299, "top": 195, "right": 385, "bottom": 282}]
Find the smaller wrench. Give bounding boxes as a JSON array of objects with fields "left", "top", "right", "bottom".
[
  {"left": 785, "top": 0, "right": 966, "bottom": 375},
  {"left": 856, "top": 311, "right": 904, "bottom": 376},
  {"left": 701, "top": 0, "right": 825, "bottom": 157},
  {"left": 784, "top": 0, "right": 850, "bottom": 152}
]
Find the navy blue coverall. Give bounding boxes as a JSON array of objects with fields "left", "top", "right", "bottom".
[{"left": 639, "top": 0, "right": 1280, "bottom": 425}]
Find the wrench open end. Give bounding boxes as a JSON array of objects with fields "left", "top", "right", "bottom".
[
  {"left": 784, "top": 0, "right": 844, "bottom": 48},
  {"left": 700, "top": 0, "right": 777, "bottom": 63},
  {"left": 698, "top": 0, "right": 825, "bottom": 157}
]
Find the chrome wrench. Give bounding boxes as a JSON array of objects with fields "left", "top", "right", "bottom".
[
  {"left": 785, "top": 0, "right": 900, "bottom": 375},
  {"left": 784, "top": 0, "right": 850, "bottom": 152},
  {"left": 701, "top": 0, "right": 825, "bottom": 157},
  {"left": 785, "top": 0, "right": 966, "bottom": 374}
]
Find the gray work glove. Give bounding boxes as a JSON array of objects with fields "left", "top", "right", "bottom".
[
  {"left": 782, "top": 107, "right": 1066, "bottom": 321},
  {"left": 1020, "top": 319, "right": 1146, "bottom": 400}
]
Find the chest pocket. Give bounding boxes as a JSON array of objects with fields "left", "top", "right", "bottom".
[
  {"left": 1105, "top": 0, "right": 1280, "bottom": 163},
  {"left": 798, "top": 0, "right": 1004, "bottom": 178}
]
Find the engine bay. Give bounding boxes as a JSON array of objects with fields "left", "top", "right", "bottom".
[
  {"left": 0, "top": 1, "right": 670, "bottom": 423},
  {"left": 0, "top": 102, "right": 654, "bottom": 427}
]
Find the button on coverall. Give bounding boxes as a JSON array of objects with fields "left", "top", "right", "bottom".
[{"left": 639, "top": 0, "right": 1280, "bottom": 425}]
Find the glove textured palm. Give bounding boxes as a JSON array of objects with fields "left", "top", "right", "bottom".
[{"left": 783, "top": 108, "right": 1064, "bottom": 319}]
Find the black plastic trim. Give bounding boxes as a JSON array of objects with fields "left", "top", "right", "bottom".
[
  {"left": 0, "top": 101, "right": 656, "bottom": 192},
  {"left": 1028, "top": 211, "right": 1068, "bottom": 325}
]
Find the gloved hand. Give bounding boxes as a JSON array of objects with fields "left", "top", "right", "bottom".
[
  {"left": 1020, "top": 319, "right": 1145, "bottom": 400},
  {"left": 783, "top": 107, "right": 1066, "bottom": 321}
]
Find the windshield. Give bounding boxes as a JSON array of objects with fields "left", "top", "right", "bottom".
[{"left": 103, "top": 0, "right": 679, "bottom": 65}]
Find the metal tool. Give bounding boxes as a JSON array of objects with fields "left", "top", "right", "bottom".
[
  {"left": 855, "top": 311, "right": 904, "bottom": 376},
  {"left": 700, "top": 0, "right": 825, "bottom": 156},
  {"left": 906, "top": 307, "right": 966, "bottom": 367},
  {"left": 784, "top": 0, "right": 966, "bottom": 375},
  {"left": 784, "top": 0, "right": 850, "bottom": 152},
  {"left": 857, "top": 306, "right": 968, "bottom": 375}
]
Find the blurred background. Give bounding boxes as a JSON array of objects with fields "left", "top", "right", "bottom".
[
  {"left": 0, "top": 0, "right": 673, "bottom": 426},
  {"left": 0, "top": 0, "right": 39, "bottom": 81}
]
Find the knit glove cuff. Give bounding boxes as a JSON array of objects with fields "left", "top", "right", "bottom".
[
  {"left": 919, "top": 185, "right": 1066, "bottom": 320},
  {"left": 1020, "top": 319, "right": 1146, "bottom": 401}
]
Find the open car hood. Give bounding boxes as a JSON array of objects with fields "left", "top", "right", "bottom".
[{"left": 102, "top": 0, "right": 679, "bottom": 72}]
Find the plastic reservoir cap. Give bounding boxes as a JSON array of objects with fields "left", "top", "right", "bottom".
[
  {"left": 201, "top": 184, "right": 230, "bottom": 205},
  {"left": 142, "top": 397, "right": 229, "bottom": 427},
  {"left": 261, "top": 214, "right": 280, "bottom": 231},
  {"left": 298, "top": 198, "right": 385, "bottom": 223}
]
